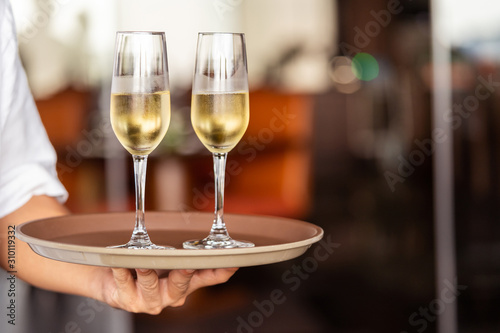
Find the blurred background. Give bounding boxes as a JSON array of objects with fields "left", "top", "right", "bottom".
[{"left": 9, "top": 0, "right": 500, "bottom": 332}]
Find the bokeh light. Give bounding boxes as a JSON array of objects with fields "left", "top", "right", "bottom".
[
  {"left": 329, "top": 56, "right": 361, "bottom": 94},
  {"left": 351, "top": 52, "right": 379, "bottom": 81}
]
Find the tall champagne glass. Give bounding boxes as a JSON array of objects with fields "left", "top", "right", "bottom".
[
  {"left": 183, "top": 32, "right": 254, "bottom": 249},
  {"left": 109, "top": 31, "right": 173, "bottom": 249}
]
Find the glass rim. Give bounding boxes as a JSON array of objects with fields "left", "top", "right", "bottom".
[
  {"left": 198, "top": 32, "right": 245, "bottom": 36},
  {"left": 116, "top": 31, "right": 165, "bottom": 35}
]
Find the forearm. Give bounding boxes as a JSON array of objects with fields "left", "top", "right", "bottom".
[{"left": 0, "top": 195, "right": 101, "bottom": 299}]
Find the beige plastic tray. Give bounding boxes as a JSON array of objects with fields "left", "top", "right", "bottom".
[{"left": 16, "top": 211, "right": 323, "bottom": 269}]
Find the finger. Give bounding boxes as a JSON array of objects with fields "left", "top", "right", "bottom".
[
  {"left": 197, "top": 267, "right": 238, "bottom": 285},
  {"left": 136, "top": 269, "right": 160, "bottom": 297},
  {"left": 111, "top": 268, "right": 136, "bottom": 305},
  {"left": 135, "top": 269, "right": 163, "bottom": 313},
  {"left": 188, "top": 267, "right": 239, "bottom": 292},
  {"left": 166, "top": 269, "right": 196, "bottom": 307}
]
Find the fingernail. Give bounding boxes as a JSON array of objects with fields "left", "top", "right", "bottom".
[
  {"left": 137, "top": 268, "right": 149, "bottom": 273},
  {"left": 184, "top": 269, "right": 195, "bottom": 274}
]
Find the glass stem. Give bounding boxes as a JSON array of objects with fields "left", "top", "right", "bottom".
[
  {"left": 131, "top": 154, "right": 150, "bottom": 243},
  {"left": 210, "top": 152, "right": 229, "bottom": 238}
]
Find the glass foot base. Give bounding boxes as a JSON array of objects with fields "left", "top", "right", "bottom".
[
  {"left": 107, "top": 242, "right": 174, "bottom": 250},
  {"left": 183, "top": 236, "right": 254, "bottom": 249},
  {"left": 107, "top": 233, "right": 174, "bottom": 250}
]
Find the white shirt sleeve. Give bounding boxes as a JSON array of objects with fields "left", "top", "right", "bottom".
[{"left": 0, "top": 0, "right": 68, "bottom": 218}]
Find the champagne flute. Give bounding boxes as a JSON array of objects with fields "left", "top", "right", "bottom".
[
  {"left": 183, "top": 32, "right": 254, "bottom": 249},
  {"left": 109, "top": 31, "right": 173, "bottom": 249}
]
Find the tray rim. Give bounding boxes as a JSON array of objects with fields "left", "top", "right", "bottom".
[{"left": 16, "top": 211, "right": 324, "bottom": 258}]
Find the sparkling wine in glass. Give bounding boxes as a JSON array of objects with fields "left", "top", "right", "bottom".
[
  {"left": 109, "top": 31, "right": 173, "bottom": 249},
  {"left": 183, "top": 32, "right": 255, "bottom": 249}
]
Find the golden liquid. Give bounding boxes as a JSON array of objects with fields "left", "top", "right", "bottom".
[
  {"left": 110, "top": 91, "right": 171, "bottom": 155},
  {"left": 191, "top": 92, "right": 249, "bottom": 153}
]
